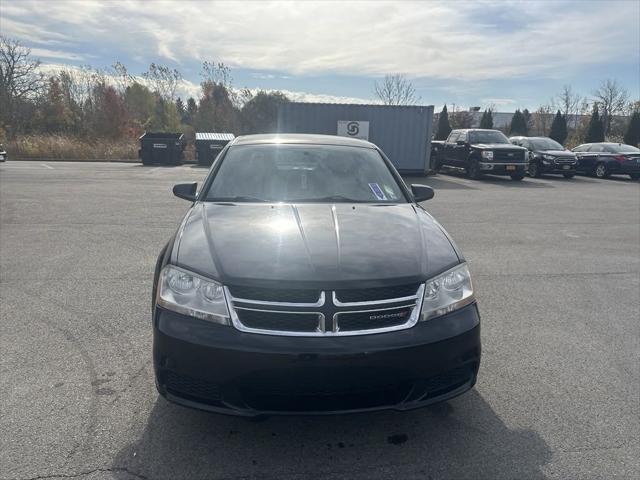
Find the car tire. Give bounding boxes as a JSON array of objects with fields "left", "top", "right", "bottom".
[
  {"left": 563, "top": 173, "right": 575, "bottom": 179},
  {"left": 629, "top": 173, "right": 640, "bottom": 180},
  {"left": 466, "top": 159, "right": 481, "bottom": 180},
  {"left": 594, "top": 162, "right": 609, "bottom": 178},
  {"left": 528, "top": 161, "right": 541, "bottom": 178},
  {"left": 510, "top": 173, "right": 525, "bottom": 181}
]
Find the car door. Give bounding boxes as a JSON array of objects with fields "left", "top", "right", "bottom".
[
  {"left": 575, "top": 145, "right": 595, "bottom": 172},
  {"left": 452, "top": 131, "right": 467, "bottom": 168},
  {"left": 443, "top": 131, "right": 459, "bottom": 166}
]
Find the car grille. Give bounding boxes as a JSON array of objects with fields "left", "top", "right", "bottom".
[
  {"left": 335, "top": 284, "right": 420, "bottom": 303},
  {"left": 227, "top": 285, "right": 321, "bottom": 303},
  {"left": 235, "top": 308, "right": 321, "bottom": 332},
  {"left": 225, "top": 283, "right": 424, "bottom": 336},
  {"left": 493, "top": 150, "right": 525, "bottom": 162},
  {"left": 554, "top": 156, "right": 576, "bottom": 164},
  {"left": 164, "top": 371, "right": 221, "bottom": 403}
]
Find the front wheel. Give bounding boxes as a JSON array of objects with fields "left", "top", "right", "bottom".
[
  {"left": 594, "top": 162, "right": 609, "bottom": 178},
  {"left": 629, "top": 173, "right": 640, "bottom": 180},
  {"left": 510, "top": 173, "right": 525, "bottom": 181},
  {"left": 528, "top": 161, "right": 541, "bottom": 178},
  {"left": 563, "top": 173, "right": 575, "bottom": 179},
  {"left": 466, "top": 159, "right": 481, "bottom": 179}
]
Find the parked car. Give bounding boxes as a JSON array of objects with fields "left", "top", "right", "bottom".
[
  {"left": 437, "top": 129, "right": 528, "bottom": 180},
  {"left": 153, "top": 133, "right": 481, "bottom": 416},
  {"left": 572, "top": 143, "right": 640, "bottom": 180},
  {"left": 0, "top": 144, "right": 6, "bottom": 162},
  {"left": 509, "top": 136, "right": 577, "bottom": 178}
]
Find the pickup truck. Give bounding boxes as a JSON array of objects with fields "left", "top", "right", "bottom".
[{"left": 436, "top": 129, "right": 528, "bottom": 180}]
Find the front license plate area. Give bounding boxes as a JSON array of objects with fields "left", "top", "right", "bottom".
[
  {"left": 563, "top": 165, "right": 570, "bottom": 170},
  {"left": 506, "top": 165, "right": 516, "bottom": 171}
]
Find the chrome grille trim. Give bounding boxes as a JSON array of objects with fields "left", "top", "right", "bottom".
[{"left": 224, "top": 284, "right": 425, "bottom": 337}]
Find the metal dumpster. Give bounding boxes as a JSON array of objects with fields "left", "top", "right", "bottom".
[
  {"left": 195, "top": 133, "right": 235, "bottom": 166},
  {"left": 138, "top": 132, "right": 185, "bottom": 165}
]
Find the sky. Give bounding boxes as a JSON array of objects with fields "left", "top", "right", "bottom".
[{"left": 1, "top": 0, "right": 639, "bottom": 111}]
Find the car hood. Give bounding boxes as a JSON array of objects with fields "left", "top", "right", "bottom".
[
  {"left": 174, "top": 202, "right": 461, "bottom": 289},
  {"left": 535, "top": 149, "right": 575, "bottom": 156},
  {"left": 472, "top": 143, "right": 526, "bottom": 150}
]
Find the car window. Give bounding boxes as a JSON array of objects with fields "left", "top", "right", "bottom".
[
  {"left": 572, "top": 145, "right": 586, "bottom": 152},
  {"left": 468, "top": 130, "right": 510, "bottom": 144},
  {"left": 529, "top": 138, "right": 563, "bottom": 150},
  {"left": 446, "top": 131, "right": 459, "bottom": 144},
  {"left": 457, "top": 131, "right": 467, "bottom": 143},
  {"left": 590, "top": 145, "right": 604, "bottom": 153},
  {"left": 205, "top": 144, "right": 407, "bottom": 203},
  {"left": 604, "top": 144, "right": 640, "bottom": 153}
]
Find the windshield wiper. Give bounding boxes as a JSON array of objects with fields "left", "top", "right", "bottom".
[
  {"left": 207, "top": 195, "right": 268, "bottom": 203},
  {"left": 296, "top": 195, "right": 368, "bottom": 203}
]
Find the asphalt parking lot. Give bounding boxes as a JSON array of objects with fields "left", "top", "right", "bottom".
[{"left": 1, "top": 161, "right": 638, "bottom": 480}]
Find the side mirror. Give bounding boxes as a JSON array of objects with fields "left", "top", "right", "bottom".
[
  {"left": 411, "top": 184, "right": 435, "bottom": 202},
  {"left": 456, "top": 140, "right": 466, "bottom": 146},
  {"left": 173, "top": 182, "right": 197, "bottom": 201}
]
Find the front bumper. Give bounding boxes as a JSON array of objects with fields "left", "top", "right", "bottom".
[
  {"left": 542, "top": 163, "right": 577, "bottom": 174},
  {"left": 479, "top": 162, "right": 527, "bottom": 175},
  {"left": 153, "top": 303, "right": 481, "bottom": 416}
]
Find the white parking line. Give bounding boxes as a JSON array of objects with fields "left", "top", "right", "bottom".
[{"left": 41, "top": 163, "right": 54, "bottom": 170}]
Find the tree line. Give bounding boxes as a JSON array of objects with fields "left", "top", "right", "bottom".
[
  {"left": 0, "top": 36, "right": 290, "bottom": 143},
  {"left": 434, "top": 81, "right": 639, "bottom": 147}
]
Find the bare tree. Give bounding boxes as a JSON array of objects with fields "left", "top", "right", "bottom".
[
  {"left": 0, "top": 36, "right": 44, "bottom": 136},
  {"left": 374, "top": 74, "right": 420, "bottom": 106},
  {"left": 556, "top": 85, "right": 582, "bottom": 130},
  {"left": 111, "top": 61, "right": 133, "bottom": 94},
  {"left": 593, "top": 79, "right": 629, "bottom": 135},
  {"left": 143, "top": 63, "right": 182, "bottom": 100},
  {"left": 200, "top": 61, "right": 232, "bottom": 87},
  {"left": 448, "top": 104, "right": 473, "bottom": 129},
  {"left": 533, "top": 104, "right": 553, "bottom": 136}
]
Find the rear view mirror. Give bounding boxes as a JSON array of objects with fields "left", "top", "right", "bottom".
[
  {"left": 411, "top": 184, "right": 435, "bottom": 202},
  {"left": 456, "top": 140, "right": 466, "bottom": 146},
  {"left": 173, "top": 182, "right": 197, "bottom": 201}
]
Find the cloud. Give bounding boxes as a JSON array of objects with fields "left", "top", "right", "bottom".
[
  {"left": 481, "top": 98, "right": 517, "bottom": 107},
  {"left": 2, "top": 0, "right": 638, "bottom": 82},
  {"left": 30, "top": 48, "right": 88, "bottom": 61}
]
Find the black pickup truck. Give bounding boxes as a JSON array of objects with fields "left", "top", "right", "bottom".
[{"left": 435, "top": 129, "right": 528, "bottom": 180}]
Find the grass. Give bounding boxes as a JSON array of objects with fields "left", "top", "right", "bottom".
[{"left": 6, "top": 135, "right": 140, "bottom": 161}]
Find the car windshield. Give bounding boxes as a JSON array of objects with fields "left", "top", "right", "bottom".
[
  {"left": 604, "top": 144, "right": 640, "bottom": 153},
  {"left": 529, "top": 138, "right": 564, "bottom": 151},
  {"left": 469, "top": 131, "right": 510, "bottom": 144},
  {"left": 204, "top": 144, "right": 407, "bottom": 203}
]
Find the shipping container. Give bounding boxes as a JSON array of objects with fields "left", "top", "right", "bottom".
[
  {"left": 195, "top": 133, "right": 235, "bottom": 166},
  {"left": 277, "top": 103, "right": 434, "bottom": 174},
  {"left": 138, "top": 132, "right": 185, "bottom": 165}
]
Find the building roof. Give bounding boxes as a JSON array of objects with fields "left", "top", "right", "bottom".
[
  {"left": 231, "top": 133, "right": 376, "bottom": 148},
  {"left": 195, "top": 132, "right": 235, "bottom": 141}
]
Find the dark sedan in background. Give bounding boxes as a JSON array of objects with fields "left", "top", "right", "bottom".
[
  {"left": 153, "top": 134, "right": 481, "bottom": 417},
  {"left": 510, "top": 136, "right": 577, "bottom": 178},
  {"left": 572, "top": 143, "right": 640, "bottom": 180}
]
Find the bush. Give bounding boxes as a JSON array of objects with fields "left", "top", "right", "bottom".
[{"left": 7, "top": 135, "right": 139, "bottom": 160}]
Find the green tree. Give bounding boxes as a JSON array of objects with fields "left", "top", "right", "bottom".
[
  {"left": 523, "top": 108, "right": 533, "bottom": 133},
  {"left": 124, "top": 82, "right": 155, "bottom": 129},
  {"left": 435, "top": 105, "right": 451, "bottom": 140},
  {"left": 149, "top": 97, "right": 182, "bottom": 131},
  {"left": 184, "top": 97, "right": 197, "bottom": 125},
  {"left": 195, "top": 81, "right": 238, "bottom": 132},
  {"left": 479, "top": 108, "right": 493, "bottom": 129},
  {"left": 509, "top": 109, "right": 528, "bottom": 136},
  {"left": 548, "top": 110, "right": 568, "bottom": 145},
  {"left": 39, "top": 76, "right": 73, "bottom": 133},
  {"left": 585, "top": 105, "right": 605, "bottom": 143},
  {"left": 240, "top": 90, "right": 289, "bottom": 133},
  {"left": 623, "top": 110, "right": 640, "bottom": 146}
]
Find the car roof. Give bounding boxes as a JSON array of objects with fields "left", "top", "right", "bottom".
[
  {"left": 454, "top": 129, "right": 501, "bottom": 132},
  {"left": 230, "top": 133, "right": 376, "bottom": 148}
]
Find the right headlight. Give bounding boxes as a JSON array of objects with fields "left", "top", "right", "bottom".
[
  {"left": 157, "top": 265, "right": 230, "bottom": 325},
  {"left": 421, "top": 263, "right": 475, "bottom": 321}
]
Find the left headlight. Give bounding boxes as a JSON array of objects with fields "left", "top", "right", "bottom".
[
  {"left": 542, "top": 154, "right": 556, "bottom": 161},
  {"left": 157, "top": 265, "right": 230, "bottom": 325},
  {"left": 421, "top": 263, "right": 475, "bottom": 321}
]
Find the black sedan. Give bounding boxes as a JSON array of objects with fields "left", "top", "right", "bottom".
[
  {"left": 153, "top": 134, "right": 481, "bottom": 416},
  {"left": 510, "top": 136, "right": 577, "bottom": 178},
  {"left": 0, "top": 144, "right": 6, "bottom": 162},
  {"left": 572, "top": 143, "right": 640, "bottom": 180}
]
